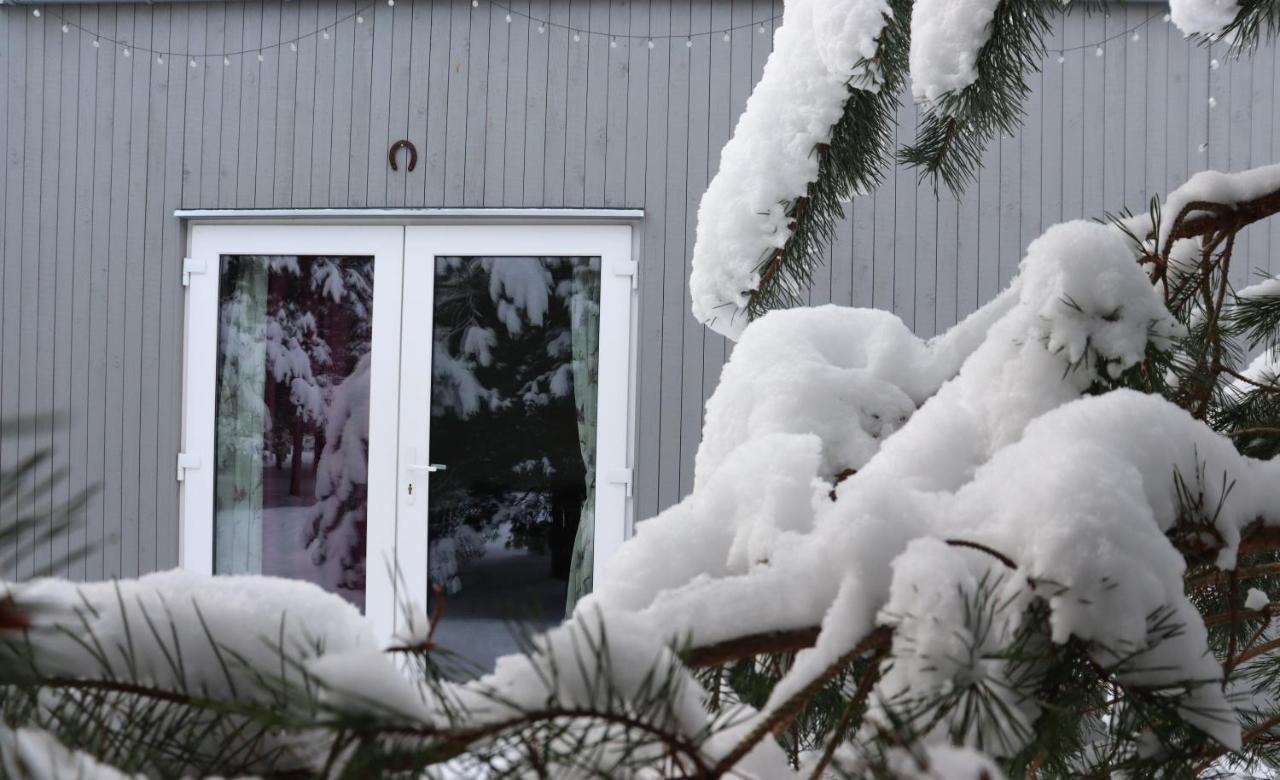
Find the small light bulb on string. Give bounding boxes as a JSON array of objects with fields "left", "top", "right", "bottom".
[
  {"left": 610, "top": 37, "right": 616, "bottom": 47},
  {"left": 758, "top": 24, "right": 766, "bottom": 34},
  {"left": 538, "top": 24, "right": 545, "bottom": 34},
  {"left": 357, "top": 15, "right": 365, "bottom": 24},
  {"left": 1057, "top": 53, "right": 1065, "bottom": 63},
  {"left": 388, "top": 0, "right": 395, "bottom": 6},
  {"left": 472, "top": 0, "right": 479, "bottom": 6},
  {"left": 257, "top": 52, "right": 265, "bottom": 62},
  {"left": 190, "top": 57, "right": 198, "bottom": 68},
  {"left": 646, "top": 39, "right": 654, "bottom": 48},
  {"left": 156, "top": 55, "right": 164, "bottom": 65},
  {"left": 1198, "top": 141, "right": 1208, "bottom": 153},
  {"left": 573, "top": 31, "right": 580, "bottom": 42},
  {"left": 723, "top": 31, "right": 731, "bottom": 42},
  {"left": 1132, "top": 31, "right": 1140, "bottom": 42},
  {"left": 323, "top": 29, "right": 330, "bottom": 40},
  {"left": 1163, "top": 12, "right": 1172, "bottom": 22},
  {"left": 123, "top": 47, "right": 132, "bottom": 58},
  {"left": 290, "top": 41, "right": 297, "bottom": 52},
  {"left": 92, "top": 38, "right": 100, "bottom": 48},
  {"left": 1210, "top": 58, "right": 1220, "bottom": 69},
  {"left": 685, "top": 37, "right": 692, "bottom": 47},
  {"left": 1095, "top": 45, "right": 1103, "bottom": 57},
  {"left": 224, "top": 56, "right": 231, "bottom": 66},
  {"left": 61, "top": 23, "right": 69, "bottom": 34},
  {"left": 1208, "top": 95, "right": 1217, "bottom": 108},
  {"left": 32, "top": 8, "right": 40, "bottom": 18},
  {"left": 505, "top": 13, "right": 512, "bottom": 23}
]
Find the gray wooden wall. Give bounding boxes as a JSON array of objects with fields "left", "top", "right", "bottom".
[{"left": 1, "top": 0, "right": 1277, "bottom": 581}]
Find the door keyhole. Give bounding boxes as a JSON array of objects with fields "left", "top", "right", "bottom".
[{"left": 407, "top": 483, "right": 414, "bottom": 496}]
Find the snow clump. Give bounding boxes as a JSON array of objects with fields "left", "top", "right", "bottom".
[
  {"left": 689, "top": 0, "right": 893, "bottom": 340},
  {"left": 908, "top": 0, "right": 1001, "bottom": 105},
  {"left": 1169, "top": 0, "right": 1242, "bottom": 38}
]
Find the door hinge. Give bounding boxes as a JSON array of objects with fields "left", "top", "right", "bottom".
[
  {"left": 176, "top": 452, "right": 202, "bottom": 482},
  {"left": 182, "top": 257, "right": 207, "bottom": 287},
  {"left": 603, "top": 467, "right": 633, "bottom": 497},
  {"left": 611, "top": 258, "right": 639, "bottom": 289}
]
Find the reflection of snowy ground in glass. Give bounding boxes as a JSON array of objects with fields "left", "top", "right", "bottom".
[{"left": 431, "top": 523, "right": 565, "bottom": 673}]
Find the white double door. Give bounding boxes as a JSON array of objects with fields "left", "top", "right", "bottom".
[{"left": 181, "top": 222, "right": 634, "bottom": 647}]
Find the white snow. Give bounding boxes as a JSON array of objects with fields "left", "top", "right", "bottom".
[
  {"left": 868, "top": 539, "right": 1037, "bottom": 756},
  {"left": 688, "top": 0, "right": 893, "bottom": 340},
  {"left": 694, "top": 290, "right": 1016, "bottom": 487},
  {"left": 589, "top": 217, "right": 1280, "bottom": 752},
  {"left": 1169, "top": 0, "right": 1242, "bottom": 38},
  {"left": 908, "top": 0, "right": 1001, "bottom": 105},
  {"left": 1, "top": 570, "right": 375, "bottom": 697},
  {"left": 1159, "top": 163, "right": 1280, "bottom": 252},
  {"left": 1246, "top": 587, "right": 1270, "bottom": 611},
  {"left": 0, "top": 726, "right": 140, "bottom": 780},
  {"left": 483, "top": 257, "right": 553, "bottom": 334},
  {"left": 1236, "top": 274, "right": 1280, "bottom": 303}
]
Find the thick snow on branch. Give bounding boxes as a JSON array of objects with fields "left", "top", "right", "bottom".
[
  {"left": 688, "top": 0, "right": 892, "bottom": 340},
  {"left": 590, "top": 219, "right": 1280, "bottom": 753},
  {"left": 1169, "top": 0, "right": 1242, "bottom": 38},
  {"left": 1, "top": 571, "right": 375, "bottom": 696},
  {"left": 908, "top": 0, "right": 1001, "bottom": 105},
  {"left": 1159, "top": 163, "right": 1280, "bottom": 251}
]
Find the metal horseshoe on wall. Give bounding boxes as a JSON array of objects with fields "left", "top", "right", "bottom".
[{"left": 388, "top": 139, "right": 418, "bottom": 172}]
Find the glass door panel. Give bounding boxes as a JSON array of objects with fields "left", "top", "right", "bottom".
[
  {"left": 184, "top": 224, "right": 405, "bottom": 641},
  {"left": 425, "top": 256, "right": 601, "bottom": 671},
  {"left": 212, "top": 255, "right": 376, "bottom": 609}
]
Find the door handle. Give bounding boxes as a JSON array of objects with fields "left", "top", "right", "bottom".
[
  {"left": 407, "top": 463, "right": 447, "bottom": 473},
  {"left": 404, "top": 461, "right": 446, "bottom": 505}
]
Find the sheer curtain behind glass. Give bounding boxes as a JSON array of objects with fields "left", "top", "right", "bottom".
[
  {"left": 214, "top": 257, "right": 269, "bottom": 574},
  {"left": 565, "top": 259, "right": 601, "bottom": 610}
]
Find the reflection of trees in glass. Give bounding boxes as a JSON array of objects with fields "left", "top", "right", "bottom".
[
  {"left": 216, "top": 256, "right": 374, "bottom": 596},
  {"left": 428, "top": 258, "right": 597, "bottom": 596}
]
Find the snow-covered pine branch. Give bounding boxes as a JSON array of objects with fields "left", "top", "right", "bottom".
[
  {"left": 689, "top": 0, "right": 902, "bottom": 339},
  {"left": 692, "top": 0, "right": 1273, "bottom": 340}
]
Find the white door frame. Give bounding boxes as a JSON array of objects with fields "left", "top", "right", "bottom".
[
  {"left": 179, "top": 220, "right": 637, "bottom": 643},
  {"left": 396, "top": 225, "right": 635, "bottom": 637}
]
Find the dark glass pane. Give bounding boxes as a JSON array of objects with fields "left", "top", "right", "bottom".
[
  {"left": 213, "top": 255, "right": 375, "bottom": 610},
  {"left": 428, "top": 256, "right": 601, "bottom": 673}
]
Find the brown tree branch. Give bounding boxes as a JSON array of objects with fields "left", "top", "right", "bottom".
[
  {"left": 708, "top": 627, "right": 893, "bottom": 775},
  {"left": 683, "top": 627, "right": 824, "bottom": 669},
  {"left": 807, "top": 646, "right": 888, "bottom": 780},
  {"left": 1166, "top": 189, "right": 1280, "bottom": 246},
  {"left": 1186, "top": 562, "right": 1280, "bottom": 592}
]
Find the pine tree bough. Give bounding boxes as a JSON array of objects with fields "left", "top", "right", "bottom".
[
  {"left": 693, "top": 0, "right": 1268, "bottom": 339},
  {"left": 689, "top": 0, "right": 905, "bottom": 339}
]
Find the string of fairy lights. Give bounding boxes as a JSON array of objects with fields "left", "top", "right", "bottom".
[
  {"left": 0, "top": 0, "right": 1224, "bottom": 153},
  {"left": 1, "top": 0, "right": 1195, "bottom": 65}
]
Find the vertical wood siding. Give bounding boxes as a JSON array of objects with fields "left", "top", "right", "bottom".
[{"left": 0, "top": 1, "right": 1276, "bottom": 579}]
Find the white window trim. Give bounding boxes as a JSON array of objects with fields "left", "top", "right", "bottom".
[{"left": 179, "top": 219, "right": 639, "bottom": 642}]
